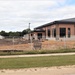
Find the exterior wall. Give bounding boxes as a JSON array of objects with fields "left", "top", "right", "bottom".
[
  {"left": 56, "top": 24, "right": 59, "bottom": 40},
  {"left": 56, "top": 24, "right": 75, "bottom": 41},
  {"left": 36, "top": 25, "right": 56, "bottom": 40},
  {"left": 23, "top": 34, "right": 29, "bottom": 40},
  {"left": 30, "top": 32, "right": 37, "bottom": 40},
  {"left": 37, "top": 24, "right": 75, "bottom": 41},
  {"left": 45, "top": 25, "right": 56, "bottom": 40},
  {"left": 0, "top": 35, "right": 4, "bottom": 39},
  {"left": 30, "top": 32, "right": 45, "bottom": 40},
  {"left": 33, "top": 23, "right": 75, "bottom": 41}
]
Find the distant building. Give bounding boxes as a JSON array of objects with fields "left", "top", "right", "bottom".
[
  {"left": 0, "top": 35, "right": 4, "bottom": 39},
  {"left": 26, "top": 18, "right": 75, "bottom": 41},
  {"left": 23, "top": 34, "right": 29, "bottom": 40}
]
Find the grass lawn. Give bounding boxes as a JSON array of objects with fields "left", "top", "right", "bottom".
[
  {"left": 0, "top": 49, "right": 75, "bottom": 55},
  {"left": 0, "top": 55, "right": 75, "bottom": 69}
]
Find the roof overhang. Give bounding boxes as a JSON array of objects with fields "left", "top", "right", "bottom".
[
  {"left": 35, "top": 20, "right": 75, "bottom": 29},
  {"left": 31, "top": 30, "right": 45, "bottom": 33}
]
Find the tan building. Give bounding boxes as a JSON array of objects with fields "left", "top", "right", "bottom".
[{"left": 30, "top": 18, "right": 75, "bottom": 40}]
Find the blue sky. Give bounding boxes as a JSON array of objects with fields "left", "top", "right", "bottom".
[
  {"left": 67, "top": 0, "right": 75, "bottom": 5},
  {"left": 0, "top": 0, "right": 75, "bottom": 32}
]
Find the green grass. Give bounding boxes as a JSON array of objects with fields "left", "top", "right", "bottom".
[
  {"left": 0, "top": 49, "right": 75, "bottom": 55},
  {"left": 0, "top": 55, "right": 75, "bottom": 69}
]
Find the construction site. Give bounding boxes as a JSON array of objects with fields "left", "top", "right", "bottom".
[{"left": 0, "top": 36, "right": 75, "bottom": 52}]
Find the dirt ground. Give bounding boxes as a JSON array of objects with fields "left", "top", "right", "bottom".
[
  {"left": 0, "top": 66, "right": 75, "bottom": 75},
  {"left": 0, "top": 40, "right": 75, "bottom": 50}
]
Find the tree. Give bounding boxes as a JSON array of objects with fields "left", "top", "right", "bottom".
[
  {"left": 0, "top": 28, "right": 31, "bottom": 37},
  {"left": 0, "top": 31, "right": 8, "bottom": 36},
  {"left": 8, "top": 31, "right": 21, "bottom": 37},
  {"left": 21, "top": 28, "right": 31, "bottom": 36}
]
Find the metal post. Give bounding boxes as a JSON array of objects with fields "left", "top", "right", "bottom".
[
  {"left": 30, "top": 36, "right": 32, "bottom": 50},
  {"left": 12, "top": 37, "right": 15, "bottom": 50},
  {"left": 64, "top": 36, "right": 66, "bottom": 48}
]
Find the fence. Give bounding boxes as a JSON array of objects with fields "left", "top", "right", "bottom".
[
  {"left": 0, "top": 36, "right": 75, "bottom": 51},
  {"left": 0, "top": 36, "right": 31, "bottom": 51}
]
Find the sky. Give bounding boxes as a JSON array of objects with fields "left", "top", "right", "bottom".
[{"left": 0, "top": 0, "right": 75, "bottom": 32}]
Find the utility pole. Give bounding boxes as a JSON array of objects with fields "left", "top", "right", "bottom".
[
  {"left": 29, "top": 23, "right": 32, "bottom": 50},
  {"left": 29, "top": 23, "right": 31, "bottom": 41},
  {"left": 29, "top": 23, "right": 30, "bottom": 30}
]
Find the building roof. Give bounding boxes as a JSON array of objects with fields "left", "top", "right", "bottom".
[
  {"left": 35, "top": 18, "right": 75, "bottom": 29},
  {"left": 31, "top": 29, "right": 45, "bottom": 33},
  {"left": 59, "top": 18, "right": 75, "bottom": 22}
]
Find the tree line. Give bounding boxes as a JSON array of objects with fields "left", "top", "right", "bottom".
[{"left": 0, "top": 29, "right": 31, "bottom": 37}]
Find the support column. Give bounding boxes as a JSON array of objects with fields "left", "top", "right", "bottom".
[
  {"left": 52, "top": 28, "right": 54, "bottom": 38},
  {"left": 56, "top": 24, "right": 59, "bottom": 40},
  {"left": 66, "top": 27, "right": 68, "bottom": 38},
  {"left": 34, "top": 33, "right": 37, "bottom": 40},
  {"left": 50, "top": 28, "right": 52, "bottom": 38},
  {"left": 74, "top": 24, "right": 75, "bottom": 35},
  {"left": 43, "top": 32, "right": 45, "bottom": 39},
  {"left": 45, "top": 27, "right": 48, "bottom": 39},
  {"left": 45, "top": 28, "right": 46, "bottom": 39}
]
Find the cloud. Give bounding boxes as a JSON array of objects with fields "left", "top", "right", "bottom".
[{"left": 0, "top": 0, "right": 74, "bottom": 31}]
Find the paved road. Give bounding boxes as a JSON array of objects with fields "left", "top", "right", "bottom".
[{"left": 0, "top": 52, "right": 75, "bottom": 58}]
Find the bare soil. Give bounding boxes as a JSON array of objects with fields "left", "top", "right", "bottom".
[{"left": 0, "top": 66, "right": 75, "bottom": 75}]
